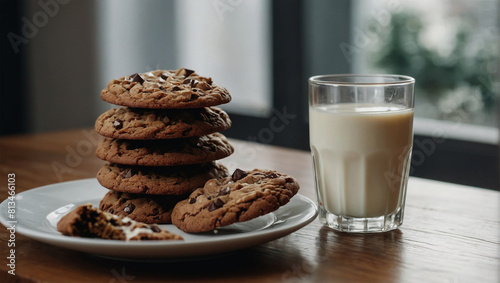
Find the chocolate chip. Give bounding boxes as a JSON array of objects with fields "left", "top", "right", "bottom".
[
  {"left": 182, "top": 78, "right": 193, "bottom": 85},
  {"left": 129, "top": 73, "right": 144, "bottom": 84},
  {"left": 113, "top": 119, "right": 123, "bottom": 130},
  {"left": 207, "top": 196, "right": 212, "bottom": 200},
  {"left": 163, "top": 116, "right": 171, "bottom": 124},
  {"left": 160, "top": 74, "right": 169, "bottom": 80},
  {"left": 208, "top": 198, "right": 225, "bottom": 212},
  {"left": 121, "top": 169, "right": 132, "bottom": 178},
  {"left": 150, "top": 225, "right": 161, "bottom": 233},
  {"left": 232, "top": 169, "right": 247, "bottom": 181},
  {"left": 121, "top": 168, "right": 138, "bottom": 178},
  {"left": 172, "top": 86, "right": 181, "bottom": 91},
  {"left": 189, "top": 197, "right": 196, "bottom": 204},
  {"left": 123, "top": 203, "right": 135, "bottom": 214},
  {"left": 217, "top": 187, "right": 230, "bottom": 196},
  {"left": 190, "top": 94, "right": 199, "bottom": 101},
  {"left": 191, "top": 80, "right": 197, "bottom": 88},
  {"left": 108, "top": 208, "right": 114, "bottom": 214},
  {"left": 184, "top": 68, "right": 195, "bottom": 77}
]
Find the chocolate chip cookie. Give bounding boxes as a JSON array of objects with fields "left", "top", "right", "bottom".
[
  {"left": 99, "top": 191, "right": 186, "bottom": 224},
  {"left": 97, "top": 162, "right": 229, "bottom": 195},
  {"left": 171, "top": 168, "right": 300, "bottom": 233},
  {"left": 95, "top": 107, "right": 231, "bottom": 140},
  {"left": 95, "top": 133, "right": 234, "bottom": 166},
  {"left": 57, "top": 204, "right": 183, "bottom": 241},
  {"left": 100, "top": 68, "right": 231, "bottom": 109}
]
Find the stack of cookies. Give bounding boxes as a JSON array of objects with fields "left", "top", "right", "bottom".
[{"left": 94, "top": 68, "right": 234, "bottom": 224}]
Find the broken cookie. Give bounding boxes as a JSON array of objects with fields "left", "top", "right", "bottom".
[{"left": 57, "top": 204, "right": 183, "bottom": 241}]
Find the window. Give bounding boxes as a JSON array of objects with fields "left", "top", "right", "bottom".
[
  {"left": 347, "top": 0, "right": 499, "bottom": 189},
  {"left": 351, "top": 0, "right": 498, "bottom": 138},
  {"left": 175, "top": 0, "right": 272, "bottom": 117}
]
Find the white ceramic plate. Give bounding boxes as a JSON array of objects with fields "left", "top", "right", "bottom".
[{"left": 0, "top": 178, "right": 317, "bottom": 260}]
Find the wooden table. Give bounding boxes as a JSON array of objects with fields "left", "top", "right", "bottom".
[{"left": 0, "top": 129, "right": 499, "bottom": 283}]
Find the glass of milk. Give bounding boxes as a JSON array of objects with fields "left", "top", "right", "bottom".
[{"left": 309, "top": 74, "right": 415, "bottom": 233}]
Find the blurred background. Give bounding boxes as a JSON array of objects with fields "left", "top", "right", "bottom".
[{"left": 1, "top": 0, "right": 498, "bottom": 190}]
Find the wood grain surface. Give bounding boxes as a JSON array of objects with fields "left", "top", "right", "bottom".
[{"left": 0, "top": 129, "right": 498, "bottom": 283}]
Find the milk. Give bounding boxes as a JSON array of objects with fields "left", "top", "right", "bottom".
[{"left": 309, "top": 103, "right": 413, "bottom": 218}]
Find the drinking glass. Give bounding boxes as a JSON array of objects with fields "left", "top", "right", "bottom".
[{"left": 309, "top": 74, "right": 415, "bottom": 233}]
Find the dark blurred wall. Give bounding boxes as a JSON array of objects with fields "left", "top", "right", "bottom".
[
  {"left": 1, "top": 0, "right": 28, "bottom": 135},
  {"left": 1, "top": 0, "right": 177, "bottom": 135},
  {"left": 1, "top": 0, "right": 99, "bottom": 135},
  {"left": 25, "top": 0, "right": 99, "bottom": 133}
]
